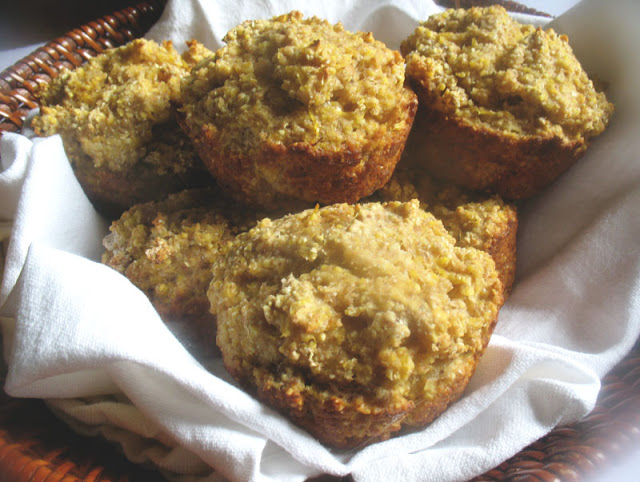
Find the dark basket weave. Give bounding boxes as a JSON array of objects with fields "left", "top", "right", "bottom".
[
  {"left": 0, "top": 0, "right": 166, "bottom": 135},
  {"left": 1, "top": 1, "right": 639, "bottom": 481}
]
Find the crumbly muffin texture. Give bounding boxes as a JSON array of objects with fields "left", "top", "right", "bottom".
[
  {"left": 401, "top": 6, "right": 613, "bottom": 142},
  {"left": 372, "top": 169, "right": 518, "bottom": 294},
  {"left": 102, "top": 188, "right": 254, "bottom": 328},
  {"left": 209, "top": 201, "right": 503, "bottom": 447},
  {"left": 34, "top": 38, "right": 211, "bottom": 174},
  {"left": 179, "top": 11, "right": 417, "bottom": 209},
  {"left": 182, "top": 11, "right": 412, "bottom": 154}
]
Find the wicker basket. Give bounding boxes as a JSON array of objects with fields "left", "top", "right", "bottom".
[{"left": 1, "top": 1, "right": 639, "bottom": 481}]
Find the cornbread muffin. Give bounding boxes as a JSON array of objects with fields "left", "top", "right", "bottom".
[
  {"left": 34, "top": 39, "right": 214, "bottom": 216},
  {"left": 180, "top": 11, "right": 418, "bottom": 209},
  {"left": 401, "top": 6, "right": 614, "bottom": 199},
  {"left": 210, "top": 201, "right": 504, "bottom": 448},
  {"left": 102, "top": 188, "right": 259, "bottom": 342},
  {"left": 371, "top": 169, "right": 518, "bottom": 295}
]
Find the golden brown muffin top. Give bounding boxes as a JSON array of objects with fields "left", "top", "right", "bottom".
[
  {"left": 401, "top": 6, "right": 613, "bottom": 141},
  {"left": 181, "top": 11, "right": 415, "bottom": 156},
  {"left": 210, "top": 201, "right": 503, "bottom": 408},
  {"left": 374, "top": 169, "right": 515, "bottom": 255},
  {"left": 34, "top": 39, "right": 212, "bottom": 173}
]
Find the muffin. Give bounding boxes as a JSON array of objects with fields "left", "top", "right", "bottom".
[
  {"left": 371, "top": 168, "right": 518, "bottom": 295},
  {"left": 102, "top": 188, "right": 260, "bottom": 343},
  {"left": 209, "top": 201, "right": 504, "bottom": 448},
  {"left": 179, "top": 11, "right": 418, "bottom": 209},
  {"left": 33, "top": 39, "right": 214, "bottom": 216},
  {"left": 400, "top": 6, "right": 614, "bottom": 199}
]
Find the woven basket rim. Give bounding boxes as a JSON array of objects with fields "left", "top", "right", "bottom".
[{"left": 1, "top": 1, "right": 639, "bottom": 482}]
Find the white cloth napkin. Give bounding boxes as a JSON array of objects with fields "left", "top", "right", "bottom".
[{"left": 1, "top": 0, "right": 640, "bottom": 481}]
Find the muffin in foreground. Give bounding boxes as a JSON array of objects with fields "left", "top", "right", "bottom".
[
  {"left": 209, "top": 201, "right": 504, "bottom": 448},
  {"left": 33, "top": 39, "right": 214, "bottom": 216},
  {"left": 371, "top": 168, "right": 518, "bottom": 296},
  {"left": 401, "top": 6, "right": 614, "bottom": 199},
  {"left": 102, "top": 188, "right": 259, "bottom": 343},
  {"left": 180, "top": 11, "right": 418, "bottom": 209}
]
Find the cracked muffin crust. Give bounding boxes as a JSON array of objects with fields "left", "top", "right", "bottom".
[
  {"left": 179, "top": 11, "right": 417, "bottom": 209},
  {"left": 401, "top": 6, "right": 614, "bottom": 199},
  {"left": 34, "top": 39, "right": 214, "bottom": 216},
  {"left": 209, "top": 201, "right": 504, "bottom": 448},
  {"left": 371, "top": 168, "right": 518, "bottom": 296}
]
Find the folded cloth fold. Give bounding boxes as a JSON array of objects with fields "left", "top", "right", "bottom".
[{"left": 1, "top": 1, "right": 639, "bottom": 481}]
